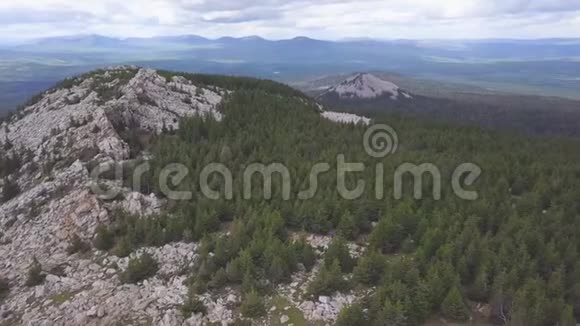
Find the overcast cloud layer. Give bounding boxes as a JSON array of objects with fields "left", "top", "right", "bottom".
[{"left": 0, "top": 0, "right": 579, "bottom": 41}]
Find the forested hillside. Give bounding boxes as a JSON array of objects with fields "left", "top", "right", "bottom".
[{"left": 94, "top": 81, "right": 580, "bottom": 325}]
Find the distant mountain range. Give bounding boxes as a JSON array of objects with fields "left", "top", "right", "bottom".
[
  {"left": 6, "top": 34, "right": 580, "bottom": 61},
  {"left": 1, "top": 34, "right": 580, "bottom": 114}
]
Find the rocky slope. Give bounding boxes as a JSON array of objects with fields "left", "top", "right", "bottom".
[
  {"left": 0, "top": 67, "right": 368, "bottom": 325},
  {"left": 0, "top": 66, "right": 226, "bottom": 326}
]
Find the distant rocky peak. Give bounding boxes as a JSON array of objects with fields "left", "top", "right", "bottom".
[{"left": 327, "top": 72, "right": 412, "bottom": 100}]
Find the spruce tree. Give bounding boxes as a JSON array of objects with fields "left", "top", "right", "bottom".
[
  {"left": 325, "top": 236, "right": 355, "bottom": 273},
  {"left": 337, "top": 211, "right": 358, "bottom": 240},
  {"left": 226, "top": 258, "right": 243, "bottom": 283},
  {"left": 470, "top": 267, "right": 490, "bottom": 302},
  {"left": 1, "top": 177, "right": 20, "bottom": 203},
  {"left": 121, "top": 252, "right": 159, "bottom": 284},
  {"left": 113, "top": 235, "right": 133, "bottom": 258},
  {"left": 25, "top": 257, "right": 45, "bottom": 287},
  {"left": 353, "top": 251, "right": 385, "bottom": 286},
  {"left": 336, "top": 304, "right": 367, "bottom": 326},
  {"left": 0, "top": 277, "right": 9, "bottom": 301},
  {"left": 376, "top": 300, "right": 406, "bottom": 326},
  {"left": 441, "top": 286, "right": 469, "bottom": 321},
  {"left": 66, "top": 233, "right": 91, "bottom": 255},
  {"left": 240, "top": 289, "right": 265, "bottom": 318},
  {"left": 93, "top": 225, "right": 114, "bottom": 251},
  {"left": 181, "top": 287, "right": 207, "bottom": 318},
  {"left": 241, "top": 271, "right": 257, "bottom": 294},
  {"left": 300, "top": 243, "right": 316, "bottom": 272},
  {"left": 307, "top": 259, "right": 347, "bottom": 298},
  {"left": 412, "top": 281, "right": 433, "bottom": 323},
  {"left": 209, "top": 268, "right": 228, "bottom": 289},
  {"left": 559, "top": 305, "right": 576, "bottom": 326},
  {"left": 268, "top": 256, "right": 289, "bottom": 284}
]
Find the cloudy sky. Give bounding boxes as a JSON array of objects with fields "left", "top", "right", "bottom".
[{"left": 0, "top": 0, "right": 579, "bottom": 41}]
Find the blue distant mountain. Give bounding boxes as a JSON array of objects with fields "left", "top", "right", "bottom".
[
  {"left": 9, "top": 35, "right": 580, "bottom": 60},
  {"left": 1, "top": 34, "right": 580, "bottom": 114},
  {"left": 29, "top": 34, "right": 126, "bottom": 48},
  {"left": 124, "top": 35, "right": 212, "bottom": 47}
]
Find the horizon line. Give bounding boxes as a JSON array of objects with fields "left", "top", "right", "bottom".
[{"left": 3, "top": 33, "right": 580, "bottom": 44}]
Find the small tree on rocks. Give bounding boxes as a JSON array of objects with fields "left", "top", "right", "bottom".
[
  {"left": 121, "top": 252, "right": 159, "bottom": 284},
  {"left": 1, "top": 178, "right": 20, "bottom": 203},
  {"left": 66, "top": 233, "right": 91, "bottom": 255},
  {"left": 0, "top": 277, "right": 10, "bottom": 301},
  {"left": 25, "top": 257, "right": 45, "bottom": 287}
]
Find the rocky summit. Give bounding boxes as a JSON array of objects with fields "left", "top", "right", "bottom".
[
  {"left": 0, "top": 67, "right": 368, "bottom": 325},
  {"left": 322, "top": 73, "right": 412, "bottom": 100}
]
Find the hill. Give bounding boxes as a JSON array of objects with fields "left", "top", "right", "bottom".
[{"left": 1, "top": 68, "right": 579, "bottom": 325}]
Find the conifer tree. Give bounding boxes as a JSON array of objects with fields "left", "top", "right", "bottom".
[
  {"left": 240, "top": 289, "right": 265, "bottom": 318},
  {"left": 66, "top": 233, "right": 91, "bottom": 255},
  {"left": 559, "top": 305, "right": 576, "bottom": 326},
  {"left": 25, "top": 257, "right": 45, "bottom": 287},
  {"left": 93, "top": 225, "right": 114, "bottom": 251},
  {"left": 181, "top": 287, "right": 207, "bottom": 318},
  {"left": 300, "top": 243, "right": 316, "bottom": 272},
  {"left": 121, "top": 252, "right": 159, "bottom": 284},
  {"left": 0, "top": 277, "right": 9, "bottom": 301},
  {"left": 226, "top": 258, "right": 243, "bottom": 283},
  {"left": 354, "top": 251, "right": 385, "bottom": 286},
  {"left": 411, "top": 281, "right": 433, "bottom": 324},
  {"left": 336, "top": 304, "right": 367, "bottom": 326},
  {"left": 307, "top": 259, "right": 347, "bottom": 297},
  {"left": 337, "top": 211, "right": 359, "bottom": 240},
  {"left": 1, "top": 177, "right": 20, "bottom": 203},
  {"left": 241, "top": 271, "right": 257, "bottom": 294},
  {"left": 376, "top": 300, "right": 406, "bottom": 326},
  {"left": 441, "top": 286, "right": 469, "bottom": 321},
  {"left": 325, "top": 237, "right": 355, "bottom": 273},
  {"left": 209, "top": 268, "right": 228, "bottom": 289},
  {"left": 113, "top": 235, "right": 133, "bottom": 258}
]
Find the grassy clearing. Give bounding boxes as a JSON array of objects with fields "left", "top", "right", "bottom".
[
  {"left": 49, "top": 290, "right": 80, "bottom": 306},
  {"left": 267, "top": 296, "right": 311, "bottom": 326}
]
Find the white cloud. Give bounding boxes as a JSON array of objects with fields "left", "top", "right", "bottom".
[{"left": 0, "top": 0, "right": 579, "bottom": 40}]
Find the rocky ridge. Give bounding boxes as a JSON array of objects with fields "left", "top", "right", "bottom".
[
  {"left": 0, "top": 67, "right": 370, "bottom": 325},
  {"left": 0, "top": 66, "right": 228, "bottom": 325}
]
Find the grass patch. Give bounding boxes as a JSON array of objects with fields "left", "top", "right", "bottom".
[
  {"left": 268, "top": 296, "right": 309, "bottom": 326},
  {"left": 0, "top": 318, "right": 21, "bottom": 326},
  {"left": 49, "top": 290, "right": 79, "bottom": 306}
]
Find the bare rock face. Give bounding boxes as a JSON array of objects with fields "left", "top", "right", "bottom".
[
  {"left": 0, "top": 67, "right": 226, "bottom": 325},
  {"left": 106, "top": 68, "right": 223, "bottom": 133},
  {"left": 0, "top": 67, "right": 224, "bottom": 164},
  {"left": 321, "top": 111, "right": 370, "bottom": 125}
]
